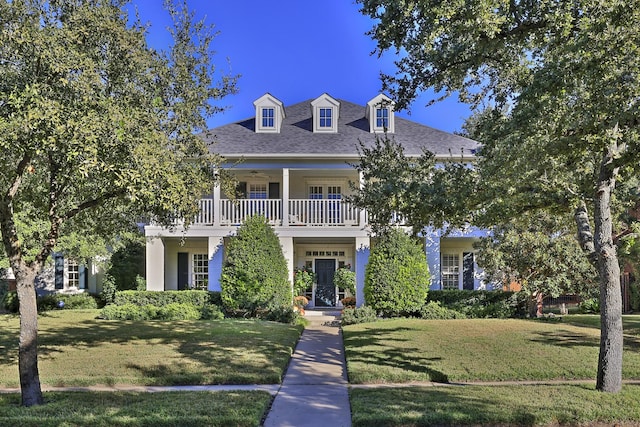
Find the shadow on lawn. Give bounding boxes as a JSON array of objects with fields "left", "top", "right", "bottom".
[
  {"left": 344, "top": 326, "right": 449, "bottom": 383},
  {"left": 0, "top": 314, "right": 299, "bottom": 385},
  {"left": 350, "top": 385, "right": 593, "bottom": 426}
]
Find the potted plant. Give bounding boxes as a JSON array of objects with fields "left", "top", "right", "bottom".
[
  {"left": 293, "top": 266, "right": 315, "bottom": 297},
  {"left": 334, "top": 265, "right": 356, "bottom": 298}
]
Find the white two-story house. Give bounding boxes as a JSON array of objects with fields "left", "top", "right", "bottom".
[{"left": 144, "top": 93, "right": 490, "bottom": 307}]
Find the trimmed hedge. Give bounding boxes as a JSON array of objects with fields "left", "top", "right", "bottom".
[
  {"left": 1, "top": 291, "right": 100, "bottom": 313},
  {"left": 341, "top": 306, "right": 378, "bottom": 325},
  {"left": 427, "top": 290, "right": 528, "bottom": 318},
  {"left": 113, "top": 290, "right": 213, "bottom": 307},
  {"left": 99, "top": 302, "right": 224, "bottom": 321}
]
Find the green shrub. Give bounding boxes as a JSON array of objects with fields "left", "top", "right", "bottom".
[
  {"left": 99, "top": 303, "right": 148, "bottom": 320},
  {"left": 630, "top": 282, "right": 640, "bottom": 312},
  {"left": 201, "top": 304, "right": 225, "bottom": 320},
  {"left": 578, "top": 297, "right": 600, "bottom": 314},
  {"left": 427, "top": 290, "right": 528, "bottom": 318},
  {"left": 3, "top": 291, "right": 99, "bottom": 313},
  {"left": 100, "top": 274, "right": 118, "bottom": 306},
  {"left": 207, "top": 291, "right": 223, "bottom": 307},
  {"left": 364, "top": 229, "right": 430, "bottom": 317},
  {"left": 135, "top": 275, "right": 147, "bottom": 291},
  {"left": 157, "top": 303, "right": 202, "bottom": 320},
  {"left": 341, "top": 305, "right": 378, "bottom": 325},
  {"left": 99, "top": 302, "right": 221, "bottom": 321},
  {"left": 114, "top": 290, "right": 210, "bottom": 307},
  {"left": 261, "top": 306, "right": 299, "bottom": 324},
  {"left": 1, "top": 290, "right": 18, "bottom": 313},
  {"left": 221, "top": 215, "right": 291, "bottom": 314},
  {"left": 417, "top": 301, "right": 466, "bottom": 319},
  {"left": 107, "top": 240, "right": 145, "bottom": 290}
]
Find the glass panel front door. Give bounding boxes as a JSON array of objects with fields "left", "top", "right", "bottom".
[{"left": 315, "top": 259, "right": 336, "bottom": 307}]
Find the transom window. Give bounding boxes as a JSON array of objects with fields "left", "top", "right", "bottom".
[
  {"left": 309, "top": 185, "right": 323, "bottom": 199},
  {"left": 441, "top": 254, "right": 459, "bottom": 290},
  {"left": 262, "top": 108, "right": 274, "bottom": 128},
  {"left": 192, "top": 254, "right": 208, "bottom": 290},
  {"left": 319, "top": 108, "right": 332, "bottom": 128},
  {"left": 67, "top": 259, "right": 79, "bottom": 288},
  {"left": 249, "top": 183, "right": 268, "bottom": 199},
  {"left": 376, "top": 108, "right": 389, "bottom": 128}
]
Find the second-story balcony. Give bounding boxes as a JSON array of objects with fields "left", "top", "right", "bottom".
[{"left": 194, "top": 198, "right": 363, "bottom": 227}]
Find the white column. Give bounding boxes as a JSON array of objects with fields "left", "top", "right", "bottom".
[
  {"left": 282, "top": 168, "right": 290, "bottom": 226},
  {"left": 279, "top": 236, "right": 295, "bottom": 292},
  {"left": 355, "top": 236, "right": 370, "bottom": 307},
  {"left": 358, "top": 170, "right": 367, "bottom": 226},
  {"left": 213, "top": 172, "right": 221, "bottom": 226},
  {"left": 146, "top": 237, "right": 165, "bottom": 291},
  {"left": 208, "top": 235, "right": 224, "bottom": 291}
]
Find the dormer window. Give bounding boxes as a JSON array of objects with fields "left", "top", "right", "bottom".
[
  {"left": 311, "top": 93, "right": 339, "bottom": 133},
  {"left": 376, "top": 107, "right": 389, "bottom": 128},
  {"left": 366, "top": 94, "right": 395, "bottom": 133},
  {"left": 254, "top": 94, "right": 285, "bottom": 133},
  {"left": 319, "top": 108, "right": 332, "bottom": 128},
  {"left": 262, "top": 108, "right": 275, "bottom": 128}
]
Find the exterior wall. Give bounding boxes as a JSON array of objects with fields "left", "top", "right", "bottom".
[
  {"left": 162, "top": 238, "right": 208, "bottom": 291},
  {"left": 424, "top": 226, "right": 491, "bottom": 290}
]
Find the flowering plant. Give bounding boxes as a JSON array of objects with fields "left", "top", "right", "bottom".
[
  {"left": 294, "top": 267, "right": 315, "bottom": 296},
  {"left": 334, "top": 265, "right": 356, "bottom": 295}
]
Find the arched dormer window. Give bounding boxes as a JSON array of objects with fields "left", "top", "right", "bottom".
[
  {"left": 253, "top": 93, "right": 285, "bottom": 133},
  {"left": 311, "top": 93, "right": 340, "bottom": 133},
  {"left": 366, "top": 94, "right": 395, "bottom": 133}
]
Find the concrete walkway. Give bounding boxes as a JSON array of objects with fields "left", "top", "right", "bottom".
[{"left": 263, "top": 310, "right": 351, "bottom": 427}]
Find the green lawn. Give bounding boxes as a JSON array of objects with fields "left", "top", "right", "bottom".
[
  {"left": 343, "top": 316, "right": 640, "bottom": 383},
  {"left": 350, "top": 384, "right": 640, "bottom": 427},
  {"left": 0, "top": 309, "right": 302, "bottom": 388},
  {"left": 346, "top": 315, "right": 640, "bottom": 426},
  {"left": 0, "top": 391, "right": 271, "bottom": 427}
]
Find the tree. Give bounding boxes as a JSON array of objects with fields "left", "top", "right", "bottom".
[
  {"left": 364, "top": 228, "right": 430, "bottom": 317},
  {"left": 475, "top": 214, "right": 599, "bottom": 317},
  {"left": 0, "top": 0, "right": 237, "bottom": 406},
  {"left": 357, "top": 0, "right": 640, "bottom": 392},
  {"left": 220, "top": 215, "right": 291, "bottom": 314}
]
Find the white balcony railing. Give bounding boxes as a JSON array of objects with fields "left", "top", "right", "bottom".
[
  {"left": 219, "top": 199, "right": 282, "bottom": 225},
  {"left": 288, "top": 199, "right": 359, "bottom": 226}
]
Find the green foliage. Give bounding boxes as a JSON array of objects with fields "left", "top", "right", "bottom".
[
  {"left": 99, "top": 302, "right": 211, "bottom": 321},
  {"left": 475, "top": 218, "right": 599, "bottom": 300},
  {"left": 427, "top": 290, "right": 529, "bottom": 319},
  {"left": 334, "top": 266, "right": 356, "bottom": 295},
  {"left": 113, "top": 290, "right": 211, "bottom": 307},
  {"left": 1, "top": 291, "right": 18, "bottom": 313},
  {"left": 293, "top": 267, "right": 315, "bottom": 296},
  {"left": 221, "top": 216, "right": 291, "bottom": 314},
  {"left": 107, "top": 240, "right": 146, "bottom": 291},
  {"left": 261, "top": 306, "right": 300, "bottom": 324},
  {"left": 3, "top": 291, "right": 99, "bottom": 313},
  {"left": 364, "top": 228, "right": 430, "bottom": 317},
  {"left": 341, "top": 306, "right": 378, "bottom": 325},
  {"left": 37, "top": 294, "right": 99, "bottom": 311},
  {"left": 417, "top": 301, "right": 466, "bottom": 320},
  {"left": 579, "top": 298, "right": 601, "bottom": 314},
  {"left": 100, "top": 275, "right": 118, "bottom": 306},
  {"left": 631, "top": 282, "right": 640, "bottom": 312}
]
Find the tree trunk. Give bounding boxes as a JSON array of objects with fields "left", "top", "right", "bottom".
[
  {"left": 16, "top": 264, "right": 44, "bottom": 406},
  {"left": 594, "top": 151, "right": 623, "bottom": 393}
]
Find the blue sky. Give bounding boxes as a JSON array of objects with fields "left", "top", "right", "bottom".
[{"left": 133, "top": 0, "right": 471, "bottom": 133}]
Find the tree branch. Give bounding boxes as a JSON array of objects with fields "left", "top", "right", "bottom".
[
  {"left": 6, "top": 154, "right": 32, "bottom": 200},
  {"left": 61, "top": 189, "right": 127, "bottom": 222}
]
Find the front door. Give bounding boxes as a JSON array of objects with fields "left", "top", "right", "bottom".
[{"left": 315, "top": 259, "right": 336, "bottom": 307}]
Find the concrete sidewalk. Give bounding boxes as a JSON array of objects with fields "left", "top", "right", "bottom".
[{"left": 264, "top": 311, "right": 351, "bottom": 427}]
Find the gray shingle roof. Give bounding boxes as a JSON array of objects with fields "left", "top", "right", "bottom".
[{"left": 202, "top": 98, "right": 478, "bottom": 158}]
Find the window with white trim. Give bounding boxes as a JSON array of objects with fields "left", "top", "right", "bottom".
[
  {"left": 249, "top": 183, "right": 268, "bottom": 199},
  {"left": 319, "top": 108, "right": 332, "bottom": 128},
  {"left": 262, "top": 107, "right": 274, "bottom": 128},
  {"left": 376, "top": 107, "right": 389, "bottom": 128},
  {"left": 67, "top": 259, "right": 80, "bottom": 288},
  {"left": 441, "top": 254, "right": 460, "bottom": 290},
  {"left": 192, "top": 254, "right": 208, "bottom": 290}
]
